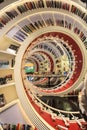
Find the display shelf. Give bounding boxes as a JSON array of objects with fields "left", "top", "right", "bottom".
[
  {"left": 0, "top": 59, "right": 15, "bottom": 69},
  {"left": 0, "top": 68, "right": 14, "bottom": 81},
  {"left": 0, "top": 51, "right": 15, "bottom": 68},
  {"left": 0, "top": 99, "right": 35, "bottom": 129},
  {"left": 64, "top": 15, "right": 74, "bottom": 30},
  {"left": 0, "top": 64, "right": 14, "bottom": 70},
  {"left": 18, "top": 18, "right": 37, "bottom": 35},
  {"left": 4, "top": 35, "right": 22, "bottom": 46},
  {"left": 0, "top": 0, "right": 86, "bottom": 36},
  {"left": 6, "top": 26, "right": 28, "bottom": 42},
  {"left": 0, "top": 84, "right": 18, "bottom": 105},
  {"left": 0, "top": 50, "right": 16, "bottom": 56},
  {"left": 0, "top": 67, "right": 14, "bottom": 70},
  {"left": 0, "top": 71, "right": 14, "bottom": 86},
  {"left": 0, "top": 99, "right": 19, "bottom": 113},
  {"left": 29, "top": 13, "right": 46, "bottom": 29},
  {"left": 0, "top": 82, "right": 15, "bottom": 88},
  {"left": 4, "top": 10, "right": 87, "bottom": 50}
]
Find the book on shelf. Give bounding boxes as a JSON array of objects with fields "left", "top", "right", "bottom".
[
  {"left": 29, "top": 23, "right": 36, "bottom": 31},
  {"left": 1, "top": 123, "right": 33, "bottom": 130},
  {"left": 13, "top": 35, "right": 24, "bottom": 42},
  {"left": 17, "top": 0, "right": 45, "bottom": 14},
  {"left": 0, "top": 58, "right": 15, "bottom": 68},
  {"left": 0, "top": 60, "right": 9, "bottom": 68},
  {"left": 0, "top": 94, "right": 6, "bottom": 107},
  {"left": 31, "top": 1, "right": 36, "bottom": 9},
  {"left": 22, "top": 25, "right": 32, "bottom": 34},
  {"left": 6, "top": 9, "right": 18, "bottom": 20},
  {"left": 0, "top": 74, "right": 13, "bottom": 85},
  {"left": 17, "top": 3, "right": 30, "bottom": 14},
  {"left": 0, "top": 15, "right": 8, "bottom": 25},
  {"left": 36, "top": 0, "right": 44, "bottom": 8},
  {"left": 84, "top": 41, "right": 87, "bottom": 49},
  {"left": 7, "top": 44, "right": 19, "bottom": 54},
  {"left": 16, "top": 31, "right": 26, "bottom": 40},
  {"left": 38, "top": 20, "right": 45, "bottom": 27},
  {"left": 25, "top": 2, "right": 35, "bottom": 10},
  {"left": 11, "top": 59, "right": 15, "bottom": 68},
  {"left": 0, "top": 22, "right": 4, "bottom": 29}
]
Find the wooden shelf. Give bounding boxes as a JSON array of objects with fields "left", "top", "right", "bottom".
[
  {"left": 0, "top": 82, "right": 15, "bottom": 88},
  {"left": 0, "top": 99, "right": 19, "bottom": 113},
  {"left": 0, "top": 50, "right": 16, "bottom": 56},
  {"left": 0, "top": 67, "right": 14, "bottom": 70}
]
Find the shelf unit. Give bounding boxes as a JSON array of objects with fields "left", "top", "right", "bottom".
[
  {"left": 0, "top": 99, "right": 35, "bottom": 130},
  {"left": 0, "top": 83, "right": 18, "bottom": 106},
  {"left": 0, "top": 99, "right": 18, "bottom": 113},
  {"left": 0, "top": 82, "right": 15, "bottom": 88},
  {"left": 4, "top": 10, "right": 87, "bottom": 51},
  {"left": 0, "top": 40, "right": 17, "bottom": 115}
]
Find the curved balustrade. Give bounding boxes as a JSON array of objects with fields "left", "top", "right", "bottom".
[
  {"left": 4, "top": 12, "right": 86, "bottom": 52},
  {"left": 21, "top": 32, "right": 83, "bottom": 95},
  {"left": 34, "top": 93, "right": 80, "bottom": 118},
  {"left": 25, "top": 88, "right": 86, "bottom": 130},
  {"left": 3, "top": 12, "right": 87, "bottom": 52},
  {"left": 0, "top": 0, "right": 86, "bottom": 49},
  {"left": 0, "top": 0, "right": 86, "bottom": 25}
]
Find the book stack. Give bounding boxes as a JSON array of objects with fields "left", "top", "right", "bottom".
[
  {"left": 0, "top": 123, "right": 33, "bottom": 130},
  {"left": 7, "top": 44, "right": 19, "bottom": 54}
]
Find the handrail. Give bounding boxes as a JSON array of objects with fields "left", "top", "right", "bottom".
[{"left": 27, "top": 89, "right": 80, "bottom": 116}]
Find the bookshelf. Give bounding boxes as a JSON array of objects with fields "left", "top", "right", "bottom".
[
  {"left": 6, "top": 26, "right": 28, "bottom": 42},
  {"left": 0, "top": 50, "right": 16, "bottom": 56},
  {"left": 0, "top": 99, "right": 18, "bottom": 113},
  {"left": 0, "top": 50, "right": 16, "bottom": 68},
  {"left": 0, "top": 39, "right": 16, "bottom": 113},
  {"left": 0, "top": 0, "right": 86, "bottom": 34},
  {"left": 3, "top": 10, "right": 86, "bottom": 50},
  {"left": 0, "top": 84, "right": 18, "bottom": 104},
  {"left": 0, "top": 82, "right": 15, "bottom": 88}
]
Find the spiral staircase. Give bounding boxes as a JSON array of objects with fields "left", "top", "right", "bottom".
[{"left": 0, "top": 0, "right": 87, "bottom": 130}]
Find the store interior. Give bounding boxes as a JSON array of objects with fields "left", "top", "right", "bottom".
[{"left": 0, "top": 0, "right": 87, "bottom": 130}]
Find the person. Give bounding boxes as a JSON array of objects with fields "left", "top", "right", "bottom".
[{"left": 78, "top": 88, "right": 87, "bottom": 121}]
